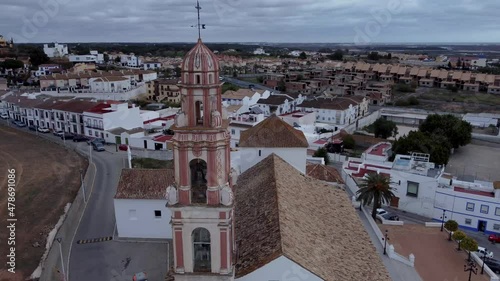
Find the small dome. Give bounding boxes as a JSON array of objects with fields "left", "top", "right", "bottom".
[{"left": 181, "top": 39, "right": 219, "bottom": 73}]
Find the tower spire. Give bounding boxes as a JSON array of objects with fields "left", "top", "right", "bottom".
[{"left": 196, "top": 0, "right": 202, "bottom": 40}]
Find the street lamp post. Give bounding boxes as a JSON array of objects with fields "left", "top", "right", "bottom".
[
  {"left": 464, "top": 260, "right": 477, "bottom": 281},
  {"left": 440, "top": 209, "right": 447, "bottom": 232},
  {"left": 56, "top": 238, "right": 66, "bottom": 281},
  {"left": 481, "top": 249, "right": 488, "bottom": 274},
  {"left": 382, "top": 229, "right": 389, "bottom": 255}
]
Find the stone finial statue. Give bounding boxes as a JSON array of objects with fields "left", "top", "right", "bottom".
[
  {"left": 165, "top": 185, "right": 179, "bottom": 205},
  {"left": 175, "top": 112, "right": 187, "bottom": 127},
  {"left": 211, "top": 110, "right": 222, "bottom": 128}
]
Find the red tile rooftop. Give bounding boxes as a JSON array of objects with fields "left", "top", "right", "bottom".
[
  {"left": 153, "top": 135, "right": 173, "bottom": 142},
  {"left": 313, "top": 139, "right": 328, "bottom": 145},
  {"left": 367, "top": 143, "right": 391, "bottom": 156},
  {"left": 454, "top": 187, "right": 494, "bottom": 198}
]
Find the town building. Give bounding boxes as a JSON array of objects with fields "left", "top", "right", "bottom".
[
  {"left": 343, "top": 142, "right": 500, "bottom": 234},
  {"left": 146, "top": 79, "right": 181, "bottom": 103},
  {"left": 69, "top": 50, "right": 104, "bottom": 64},
  {"left": 120, "top": 54, "right": 142, "bottom": 67},
  {"left": 0, "top": 78, "right": 7, "bottom": 91},
  {"left": 34, "top": 64, "right": 62, "bottom": 77},
  {"left": 143, "top": 61, "right": 161, "bottom": 70},
  {"left": 228, "top": 113, "right": 265, "bottom": 147},
  {"left": 43, "top": 43, "right": 68, "bottom": 58}
]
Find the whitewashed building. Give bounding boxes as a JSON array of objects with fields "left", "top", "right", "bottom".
[
  {"left": 121, "top": 54, "right": 142, "bottom": 67},
  {"left": 89, "top": 77, "right": 131, "bottom": 93},
  {"left": 69, "top": 50, "right": 104, "bottom": 64},
  {"left": 143, "top": 62, "right": 161, "bottom": 70},
  {"left": 228, "top": 113, "right": 264, "bottom": 148},
  {"left": 114, "top": 169, "right": 174, "bottom": 239},
  {"left": 43, "top": 43, "right": 68, "bottom": 58},
  {"left": 238, "top": 115, "right": 309, "bottom": 174},
  {"left": 297, "top": 96, "right": 369, "bottom": 127}
]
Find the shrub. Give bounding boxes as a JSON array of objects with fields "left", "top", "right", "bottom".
[
  {"left": 313, "top": 147, "right": 330, "bottom": 165},
  {"left": 342, "top": 134, "right": 356, "bottom": 149}
]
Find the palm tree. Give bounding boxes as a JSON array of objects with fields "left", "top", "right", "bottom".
[{"left": 356, "top": 173, "right": 395, "bottom": 220}]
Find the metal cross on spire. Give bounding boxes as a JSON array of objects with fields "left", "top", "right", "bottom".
[{"left": 195, "top": 0, "right": 202, "bottom": 39}]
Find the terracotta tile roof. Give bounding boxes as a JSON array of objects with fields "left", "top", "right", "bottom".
[
  {"left": 452, "top": 71, "right": 463, "bottom": 80},
  {"left": 234, "top": 154, "right": 390, "bottom": 280},
  {"left": 298, "top": 97, "right": 362, "bottom": 111},
  {"left": 239, "top": 115, "right": 308, "bottom": 148},
  {"left": 306, "top": 163, "right": 345, "bottom": 184},
  {"left": 222, "top": 89, "right": 257, "bottom": 100},
  {"left": 256, "top": 95, "right": 292, "bottom": 105},
  {"left": 409, "top": 67, "right": 419, "bottom": 76},
  {"left": 114, "top": 168, "right": 175, "bottom": 199}
]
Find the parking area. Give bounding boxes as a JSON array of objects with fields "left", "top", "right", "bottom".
[
  {"left": 446, "top": 143, "right": 500, "bottom": 182},
  {"left": 380, "top": 224, "right": 491, "bottom": 281}
]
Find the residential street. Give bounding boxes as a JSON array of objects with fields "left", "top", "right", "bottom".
[{"left": 2, "top": 121, "right": 172, "bottom": 281}]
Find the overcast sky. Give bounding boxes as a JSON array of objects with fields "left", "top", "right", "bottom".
[{"left": 1, "top": 0, "right": 499, "bottom": 44}]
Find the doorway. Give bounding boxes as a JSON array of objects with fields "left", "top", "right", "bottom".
[
  {"left": 478, "top": 220, "right": 487, "bottom": 232},
  {"left": 143, "top": 140, "right": 148, "bottom": 149},
  {"left": 390, "top": 196, "right": 400, "bottom": 208}
]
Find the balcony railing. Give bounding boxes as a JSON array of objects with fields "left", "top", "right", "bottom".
[{"left": 85, "top": 124, "right": 103, "bottom": 130}]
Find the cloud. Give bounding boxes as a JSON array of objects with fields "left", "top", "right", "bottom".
[{"left": 1, "top": 0, "right": 499, "bottom": 43}]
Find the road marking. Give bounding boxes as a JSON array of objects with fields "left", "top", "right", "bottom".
[
  {"left": 67, "top": 161, "right": 97, "bottom": 281},
  {"left": 76, "top": 236, "right": 113, "bottom": 244}
]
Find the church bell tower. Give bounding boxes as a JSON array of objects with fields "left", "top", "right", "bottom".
[{"left": 165, "top": 4, "right": 234, "bottom": 279}]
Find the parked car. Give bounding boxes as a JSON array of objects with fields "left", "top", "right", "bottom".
[
  {"left": 118, "top": 144, "right": 129, "bottom": 151},
  {"left": 0, "top": 113, "right": 8, "bottom": 119},
  {"left": 132, "top": 272, "right": 147, "bottom": 281},
  {"left": 73, "top": 134, "right": 90, "bottom": 142},
  {"left": 28, "top": 125, "right": 37, "bottom": 131},
  {"left": 53, "top": 130, "right": 64, "bottom": 136},
  {"left": 375, "top": 208, "right": 399, "bottom": 222},
  {"left": 92, "top": 142, "right": 105, "bottom": 152},
  {"left": 60, "top": 132, "right": 74, "bottom": 140},
  {"left": 16, "top": 121, "right": 26, "bottom": 127},
  {"left": 37, "top": 127, "right": 50, "bottom": 133},
  {"left": 488, "top": 234, "right": 500, "bottom": 244},
  {"left": 87, "top": 137, "right": 105, "bottom": 145},
  {"left": 484, "top": 259, "right": 500, "bottom": 274},
  {"left": 477, "top": 246, "right": 494, "bottom": 259}
]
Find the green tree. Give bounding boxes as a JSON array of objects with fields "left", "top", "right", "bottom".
[
  {"left": 387, "top": 53, "right": 392, "bottom": 59},
  {"left": 174, "top": 66, "right": 181, "bottom": 78},
  {"left": 1, "top": 59, "right": 24, "bottom": 71},
  {"left": 114, "top": 56, "right": 121, "bottom": 63},
  {"left": 461, "top": 236, "right": 478, "bottom": 261},
  {"left": 391, "top": 131, "right": 452, "bottom": 165},
  {"left": 342, "top": 134, "right": 356, "bottom": 149},
  {"left": 103, "top": 53, "right": 109, "bottom": 63},
  {"left": 419, "top": 114, "right": 472, "bottom": 149},
  {"left": 327, "top": 49, "right": 344, "bottom": 61},
  {"left": 373, "top": 118, "right": 398, "bottom": 139},
  {"left": 452, "top": 230, "right": 467, "bottom": 251},
  {"left": 356, "top": 173, "right": 395, "bottom": 220},
  {"left": 313, "top": 147, "right": 330, "bottom": 165},
  {"left": 277, "top": 79, "right": 286, "bottom": 91},
  {"left": 299, "top": 51, "right": 307, "bottom": 60},
  {"left": 28, "top": 48, "right": 50, "bottom": 66},
  {"left": 448, "top": 61, "right": 452, "bottom": 69},
  {"left": 444, "top": 220, "right": 458, "bottom": 241},
  {"left": 368, "top": 52, "right": 380, "bottom": 60}
]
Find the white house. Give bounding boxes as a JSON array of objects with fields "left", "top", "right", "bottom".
[
  {"left": 69, "top": 50, "right": 104, "bottom": 64},
  {"left": 34, "top": 64, "right": 61, "bottom": 77},
  {"left": 143, "top": 62, "right": 161, "bottom": 70},
  {"left": 121, "top": 54, "right": 142, "bottom": 67},
  {"left": 238, "top": 115, "right": 309, "bottom": 174},
  {"left": 43, "top": 43, "right": 68, "bottom": 58},
  {"left": 83, "top": 102, "right": 143, "bottom": 141},
  {"left": 114, "top": 169, "right": 173, "bottom": 239},
  {"left": 297, "top": 96, "right": 369, "bottom": 127},
  {"left": 228, "top": 113, "right": 264, "bottom": 148},
  {"left": 89, "top": 77, "right": 131, "bottom": 93}
]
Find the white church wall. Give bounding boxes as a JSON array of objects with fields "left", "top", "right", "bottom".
[
  {"left": 114, "top": 199, "right": 172, "bottom": 239},
  {"left": 237, "top": 255, "right": 322, "bottom": 281},
  {"left": 240, "top": 147, "right": 306, "bottom": 174}
]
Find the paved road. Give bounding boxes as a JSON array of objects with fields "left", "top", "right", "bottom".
[
  {"left": 223, "top": 76, "right": 277, "bottom": 92},
  {"left": 2, "top": 119, "right": 171, "bottom": 281}
]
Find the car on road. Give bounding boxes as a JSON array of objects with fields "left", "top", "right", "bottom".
[
  {"left": 37, "top": 127, "right": 50, "bottom": 133},
  {"left": 60, "top": 132, "right": 74, "bottom": 140},
  {"left": 248, "top": 84, "right": 255, "bottom": 89},
  {"left": 73, "top": 134, "right": 90, "bottom": 142},
  {"left": 28, "top": 125, "right": 37, "bottom": 131},
  {"left": 87, "top": 137, "right": 105, "bottom": 145},
  {"left": 133, "top": 272, "right": 147, "bottom": 281},
  {"left": 118, "top": 144, "right": 129, "bottom": 151},
  {"left": 92, "top": 142, "right": 105, "bottom": 152},
  {"left": 376, "top": 208, "right": 399, "bottom": 222},
  {"left": 15, "top": 121, "right": 26, "bottom": 127},
  {"left": 477, "top": 246, "right": 494, "bottom": 258},
  {"left": 0, "top": 113, "right": 8, "bottom": 119},
  {"left": 53, "top": 130, "right": 64, "bottom": 136},
  {"left": 488, "top": 234, "right": 500, "bottom": 244}
]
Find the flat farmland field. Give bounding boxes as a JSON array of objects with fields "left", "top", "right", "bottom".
[{"left": 0, "top": 125, "right": 87, "bottom": 281}]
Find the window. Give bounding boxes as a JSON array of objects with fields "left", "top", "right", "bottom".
[
  {"left": 231, "top": 129, "right": 235, "bottom": 135},
  {"left": 95, "top": 131, "right": 99, "bottom": 137},
  {"left": 406, "top": 181, "right": 419, "bottom": 197},
  {"left": 496, "top": 207, "right": 500, "bottom": 216},
  {"left": 154, "top": 210, "right": 161, "bottom": 218},
  {"left": 196, "top": 74, "right": 201, "bottom": 84},
  {"left": 465, "top": 218, "right": 472, "bottom": 225},
  {"left": 480, "top": 205, "right": 489, "bottom": 214},
  {"left": 494, "top": 224, "right": 500, "bottom": 230},
  {"left": 466, "top": 202, "right": 475, "bottom": 212},
  {"left": 258, "top": 150, "right": 261, "bottom": 157},
  {"left": 129, "top": 209, "right": 137, "bottom": 220},
  {"left": 88, "top": 130, "right": 92, "bottom": 135},
  {"left": 106, "top": 134, "right": 108, "bottom": 137}
]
